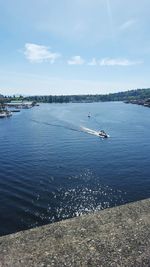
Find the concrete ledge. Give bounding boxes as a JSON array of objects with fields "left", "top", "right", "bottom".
[{"left": 0, "top": 199, "right": 150, "bottom": 267}]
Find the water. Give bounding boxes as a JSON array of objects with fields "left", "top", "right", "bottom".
[{"left": 0, "top": 102, "right": 150, "bottom": 236}]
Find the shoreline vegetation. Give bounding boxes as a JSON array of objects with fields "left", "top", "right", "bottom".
[{"left": 0, "top": 88, "right": 150, "bottom": 108}]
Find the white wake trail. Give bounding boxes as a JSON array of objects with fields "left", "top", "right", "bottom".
[{"left": 80, "top": 126, "right": 100, "bottom": 137}]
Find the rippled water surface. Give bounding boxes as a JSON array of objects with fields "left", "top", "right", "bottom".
[{"left": 0, "top": 102, "right": 150, "bottom": 236}]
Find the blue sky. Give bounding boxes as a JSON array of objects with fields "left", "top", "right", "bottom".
[{"left": 0, "top": 0, "right": 150, "bottom": 95}]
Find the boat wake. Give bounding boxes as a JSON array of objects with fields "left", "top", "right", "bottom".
[
  {"left": 31, "top": 120, "right": 109, "bottom": 138},
  {"left": 31, "top": 119, "right": 82, "bottom": 133},
  {"left": 80, "top": 126, "right": 100, "bottom": 137}
]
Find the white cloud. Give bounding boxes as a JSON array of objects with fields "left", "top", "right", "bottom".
[
  {"left": 24, "top": 43, "right": 60, "bottom": 63},
  {"left": 119, "top": 19, "right": 136, "bottom": 31},
  {"left": 88, "top": 58, "right": 97, "bottom": 66},
  {"left": 99, "top": 58, "right": 142, "bottom": 66},
  {"left": 68, "top": 56, "right": 85, "bottom": 65}
]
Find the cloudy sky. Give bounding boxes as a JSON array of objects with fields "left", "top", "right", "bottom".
[{"left": 0, "top": 0, "right": 150, "bottom": 95}]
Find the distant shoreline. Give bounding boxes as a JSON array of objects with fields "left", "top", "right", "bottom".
[{"left": 1, "top": 88, "right": 150, "bottom": 107}]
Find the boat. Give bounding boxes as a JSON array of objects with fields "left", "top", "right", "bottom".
[
  {"left": 0, "top": 112, "right": 7, "bottom": 118},
  {"left": 98, "top": 130, "right": 109, "bottom": 138},
  {"left": 88, "top": 112, "right": 91, "bottom": 118},
  {"left": 81, "top": 126, "right": 109, "bottom": 138},
  {"left": 11, "top": 109, "right": 20, "bottom": 112}
]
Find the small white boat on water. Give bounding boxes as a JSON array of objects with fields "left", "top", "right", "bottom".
[
  {"left": 0, "top": 113, "right": 7, "bottom": 118},
  {"left": 98, "top": 130, "right": 109, "bottom": 138},
  {"left": 0, "top": 110, "right": 12, "bottom": 118},
  {"left": 81, "top": 126, "right": 109, "bottom": 138},
  {"left": 11, "top": 109, "right": 20, "bottom": 112}
]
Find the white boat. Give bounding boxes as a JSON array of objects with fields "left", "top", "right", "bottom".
[
  {"left": 0, "top": 110, "right": 12, "bottom": 118},
  {"left": 98, "top": 130, "right": 109, "bottom": 138},
  {"left": 0, "top": 113, "right": 7, "bottom": 118},
  {"left": 81, "top": 126, "right": 109, "bottom": 138},
  {"left": 11, "top": 109, "right": 20, "bottom": 112}
]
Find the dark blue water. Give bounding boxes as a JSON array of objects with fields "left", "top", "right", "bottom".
[{"left": 0, "top": 102, "right": 150, "bottom": 236}]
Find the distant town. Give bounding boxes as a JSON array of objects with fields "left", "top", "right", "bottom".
[
  {"left": 0, "top": 88, "right": 150, "bottom": 118},
  {"left": 0, "top": 99, "right": 39, "bottom": 118}
]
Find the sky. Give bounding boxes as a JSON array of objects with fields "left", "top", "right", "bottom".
[{"left": 0, "top": 0, "right": 150, "bottom": 96}]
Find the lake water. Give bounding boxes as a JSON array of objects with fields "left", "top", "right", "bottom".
[{"left": 0, "top": 102, "right": 150, "bottom": 236}]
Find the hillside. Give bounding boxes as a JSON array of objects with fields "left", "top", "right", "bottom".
[
  {"left": 1, "top": 88, "right": 150, "bottom": 106},
  {"left": 24, "top": 88, "right": 150, "bottom": 103}
]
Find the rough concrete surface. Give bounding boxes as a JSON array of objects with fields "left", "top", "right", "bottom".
[{"left": 0, "top": 198, "right": 150, "bottom": 267}]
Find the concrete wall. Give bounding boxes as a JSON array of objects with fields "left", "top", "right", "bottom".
[{"left": 0, "top": 198, "right": 150, "bottom": 267}]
